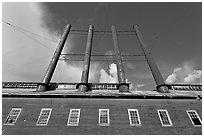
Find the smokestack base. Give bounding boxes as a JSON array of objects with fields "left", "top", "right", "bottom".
[
  {"left": 156, "top": 84, "right": 170, "bottom": 93},
  {"left": 36, "top": 83, "right": 47, "bottom": 92},
  {"left": 76, "top": 83, "right": 92, "bottom": 92},
  {"left": 118, "top": 83, "right": 129, "bottom": 92}
]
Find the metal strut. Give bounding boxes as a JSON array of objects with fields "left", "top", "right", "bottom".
[
  {"left": 111, "top": 26, "right": 129, "bottom": 92},
  {"left": 77, "top": 25, "right": 94, "bottom": 92},
  {"left": 133, "top": 25, "right": 169, "bottom": 93},
  {"left": 37, "top": 24, "right": 72, "bottom": 91}
]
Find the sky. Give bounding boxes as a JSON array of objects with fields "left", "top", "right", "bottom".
[{"left": 2, "top": 2, "right": 202, "bottom": 91}]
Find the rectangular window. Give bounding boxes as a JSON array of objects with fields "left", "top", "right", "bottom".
[
  {"left": 4, "top": 108, "right": 22, "bottom": 125},
  {"left": 186, "top": 110, "right": 202, "bottom": 126},
  {"left": 157, "top": 109, "right": 173, "bottom": 126},
  {"left": 67, "top": 109, "right": 80, "bottom": 126},
  {"left": 36, "top": 108, "right": 52, "bottom": 126},
  {"left": 128, "top": 109, "right": 141, "bottom": 126},
  {"left": 99, "top": 109, "right": 110, "bottom": 126}
]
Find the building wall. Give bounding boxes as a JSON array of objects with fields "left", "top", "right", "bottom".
[{"left": 2, "top": 98, "right": 202, "bottom": 135}]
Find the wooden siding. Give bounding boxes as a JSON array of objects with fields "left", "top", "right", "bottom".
[{"left": 2, "top": 98, "right": 202, "bottom": 135}]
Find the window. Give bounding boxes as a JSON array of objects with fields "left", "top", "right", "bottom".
[
  {"left": 157, "top": 109, "right": 173, "bottom": 126},
  {"left": 128, "top": 109, "right": 141, "bottom": 126},
  {"left": 4, "top": 108, "right": 22, "bottom": 125},
  {"left": 99, "top": 109, "right": 110, "bottom": 126},
  {"left": 67, "top": 109, "right": 80, "bottom": 126},
  {"left": 36, "top": 108, "right": 52, "bottom": 126},
  {"left": 99, "top": 85, "right": 103, "bottom": 89},
  {"left": 186, "top": 110, "right": 202, "bottom": 126}
]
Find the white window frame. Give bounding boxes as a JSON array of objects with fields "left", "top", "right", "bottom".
[
  {"left": 128, "top": 109, "right": 141, "bottom": 126},
  {"left": 67, "top": 109, "right": 81, "bottom": 126},
  {"left": 186, "top": 110, "right": 202, "bottom": 126},
  {"left": 99, "top": 109, "right": 110, "bottom": 126},
  {"left": 4, "top": 108, "right": 22, "bottom": 125},
  {"left": 157, "top": 109, "right": 173, "bottom": 126},
  {"left": 36, "top": 108, "right": 52, "bottom": 126}
]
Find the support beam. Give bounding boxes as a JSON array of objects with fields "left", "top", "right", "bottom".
[
  {"left": 78, "top": 25, "right": 94, "bottom": 92},
  {"left": 133, "top": 25, "right": 169, "bottom": 93},
  {"left": 37, "top": 24, "right": 72, "bottom": 91},
  {"left": 111, "top": 26, "right": 129, "bottom": 92}
]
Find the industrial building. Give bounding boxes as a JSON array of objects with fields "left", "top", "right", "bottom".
[{"left": 2, "top": 24, "right": 202, "bottom": 135}]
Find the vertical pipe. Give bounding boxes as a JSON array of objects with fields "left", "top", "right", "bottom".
[
  {"left": 133, "top": 25, "right": 169, "bottom": 93},
  {"left": 111, "top": 26, "right": 129, "bottom": 92},
  {"left": 78, "top": 25, "right": 94, "bottom": 92},
  {"left": 37, "top": 24, "right": 72, "bottom": 91}
]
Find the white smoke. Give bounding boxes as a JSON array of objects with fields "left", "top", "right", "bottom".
[{"left": 165, "top": 62, "right": 202, "bottom": 84}]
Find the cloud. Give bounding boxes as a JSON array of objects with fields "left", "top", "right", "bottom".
[
  {"left": 109, "top": 63, "right": 117, "bottom": 77},
  {"left": 99, "top": 63, "right": 118, "bottom": 83},
  {"left": 184, "top": 70, "right": 202, "bottom": 84},
  {"left": 129, "top": 83, "right": 146, "bottom": 91},
  {"left": 2, "top": 3, "right": 60, "bottom": 81},
  {"left": 165, "top": 67, "right": 181, "bottom": 84},
  {"left": 54, "top": 61, "right": 82, "bottom": 83},
  {"left": 2, "top": 3, "right": 88, "bottom": 83},
  {"left": 87, "top": 2, "right": 106, "bottom": 23},
  {"left": 125, "top": 62, "right": 136, "bottom": 69},
  {"left": 136, "top": 84, "right": 145, "bottom": 88},
  {"left": 165, "top": 61, "right": 202, "bottom": 84},
  {"left": 100, "top": 69, "right": 117, "bottom": 83},
  {"left": 98, "top": 50, "right": 118, "bottom": 83},
  {"left": 51, "top": 59, "right": 102, "bottom": 83}
]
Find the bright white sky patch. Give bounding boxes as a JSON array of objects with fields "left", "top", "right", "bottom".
[
  {"left": 184, "top": 70, "right": 202, "bottom": 84},
  {"left": 2, "top": 3, "right": 59, "bottom": 82},
  {"left": 100, "top": 63, "right": 118, "bottom": 83}
]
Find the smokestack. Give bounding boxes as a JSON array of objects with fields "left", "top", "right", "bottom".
[
  {"left": 36, "top": 24, "right": 72, "bottom": 91},
  {"left": 133, "top": 25, "right": 169, "bottom": 93},
  {"left": 111, "top": 26, "right": 129, "bottom": 92},
  {"left": 77, "top": 25, "right": 94, "bottom": 92}
]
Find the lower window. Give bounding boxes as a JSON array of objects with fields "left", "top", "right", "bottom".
[
  {"left": 99, "top": 109, "right": 110, "bottom": 126},
  {"left": 157, "top": 109, "right": 173, "bottom": 126},
  {"left": 4, "top": 108, "right": 22, "bottom": 125},
  {"left": 67, "top": 109, "right": 81, "bottom": 126},
  {"left": 128, "top": 109, "right": 141, "bottom": 126},
  {"left": 186, "top": 110, "right": 202, "bottom": 126},
  {"left": 36, "top": 108, "right": 52, "bottom": 126}
]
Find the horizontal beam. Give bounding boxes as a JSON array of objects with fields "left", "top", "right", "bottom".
[
  {"left": 59, "top": 59, "right": 146, "bottom": 62},
  {"left": 70, "top": 30, "right": 135, "bottom": 33},
  {"left": 2, "top": 92, "right": 201, "bottom": 99},
  {"left": 60, "top": 54, "right": 144, "bottom": 56}
]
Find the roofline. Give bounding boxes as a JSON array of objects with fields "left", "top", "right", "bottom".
[{"left": 2, "top": 93, "right": 202, "bottom": 100}]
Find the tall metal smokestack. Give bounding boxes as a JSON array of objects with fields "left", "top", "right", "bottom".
[
  {"left": 111, "top": 26, "right": 129, "bottom": 92},
  {"left": 133, "top": 25, "right": 169, "bottom": 93},
  {"left": 77, "top": 25, "right": 94, "bottom": 92},
  {"left": 37, "top": 24, "right": 72, "bottom": 92}
]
